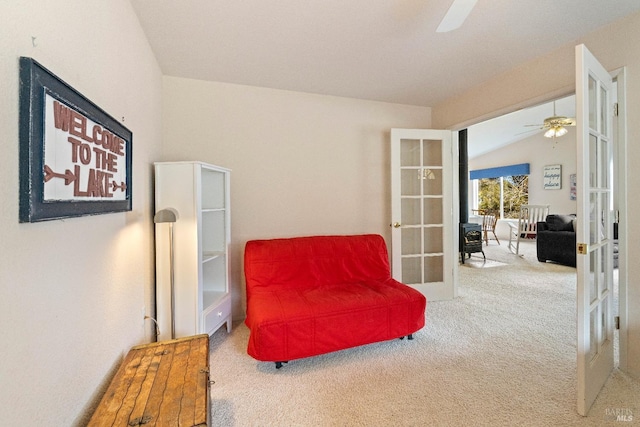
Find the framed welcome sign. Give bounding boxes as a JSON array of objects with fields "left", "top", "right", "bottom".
[{"left": 19, "top": 57, "right": 132, "bottom": 222}]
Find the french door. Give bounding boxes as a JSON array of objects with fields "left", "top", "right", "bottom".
[
  {"left": 390, "top": 129, "right": 456, "bottom": 301},
  {"left": 575, "top": 44, "right": 615, "bottom": 416}
]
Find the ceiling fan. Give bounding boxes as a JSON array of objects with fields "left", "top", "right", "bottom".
[
  {"left": 525, "top": 101, "right": 576, "bottom": 139},
  {"left": 437, "top": 0, "right": 478, "bottom": 33}
]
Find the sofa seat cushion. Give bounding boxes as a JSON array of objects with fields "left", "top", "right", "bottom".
[{"left": 245, "top": 278, "right": 425, "bottom": 362}]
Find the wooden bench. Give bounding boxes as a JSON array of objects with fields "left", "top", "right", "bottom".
[{"left": 88, "top": 334, "right": 210, "bottom": 426}]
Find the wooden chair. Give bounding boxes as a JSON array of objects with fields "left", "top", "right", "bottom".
[
  {"left": 482, "top": 213, "right": 500, "bottom": 245},
  {"left": 507, "top": 204, "right": 549, "bottom": 255}
]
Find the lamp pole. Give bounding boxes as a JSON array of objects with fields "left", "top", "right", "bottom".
[{"left": 154, "top": 208, "right": 179, "bottom": 339}]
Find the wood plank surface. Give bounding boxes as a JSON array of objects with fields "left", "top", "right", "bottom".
[
  {"left": 190, "top": 338, "right": 210, "bottom": 425},
  {"left": 88, "top": 334, "right": 209, "bottom": 426},
  {"left": 126, "top": 348, "right": 165, "bottom": 425},
  {"left": 155, "top": 339, "right": 190, "bottom": 425}
]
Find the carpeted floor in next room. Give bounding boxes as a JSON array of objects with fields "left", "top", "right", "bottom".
[{"left": 208, "top": 240, "right": 640, "bottom": 426}]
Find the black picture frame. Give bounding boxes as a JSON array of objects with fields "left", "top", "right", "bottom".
[{"left": 19, "top": 57, "right": 132, "bottom": 222}]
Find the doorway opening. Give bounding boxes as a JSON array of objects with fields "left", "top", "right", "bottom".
[{"left": 458, "top": 80, "right": 626, "bottom": 372}]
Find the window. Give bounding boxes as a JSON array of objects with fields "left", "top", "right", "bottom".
[
  {"left": 502, "top": 175, "right": 528, "bottom": 218},
  {"left": 477, "top": 177, "right": 499, "bottom": 213},
  {"left": 470, "top": 164, "right": 529, "bottom": 219}
]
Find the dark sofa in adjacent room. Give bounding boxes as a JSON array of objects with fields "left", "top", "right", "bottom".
[
  {"left": 536, "top": 214, "right": 577, "bottom": 267},
  {"left": 537, "top": 214, "right": 619, "bottom": 268}
]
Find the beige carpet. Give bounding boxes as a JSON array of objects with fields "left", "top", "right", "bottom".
[{"left": 208, "top": 240, "right": 639, "bottom": 426}]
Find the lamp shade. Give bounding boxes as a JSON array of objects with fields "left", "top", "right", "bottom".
[{"left": 154, "top": 208, "right": 178, "bottom": 223}]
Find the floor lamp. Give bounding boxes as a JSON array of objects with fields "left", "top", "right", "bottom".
[{"left": 154, "top": 208, "right": 178, "bottom": 339}]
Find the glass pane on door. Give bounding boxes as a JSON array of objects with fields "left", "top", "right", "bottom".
[
  {"left": 600, "top": 86, "right": 608, "bottom": 135},
  {"left": 401, "top": 228, "right": 421, "bottom": 255},
  {"left": 401, "top": 198, "right": 421, "bottom": 225},
  {"left": 589, "top": 134, "right": 598, "bottom": 187},
  {"left": 589, "top": 75, "right": 597, "bottom": 129},
  {"left": 423, "top": 198, "right": 443, "bottom": 224},
  {"left": 424, "top": 256, "right": 443, "bottom": 282},
  {"left": 422, "top": 169, "right": 443, "bottom": 195},
  {"left": 589, "top": 250, "right": 597, "bottom": 304},
  {"left": 423, "top": 140, "right": 442, "bottom": 166},
  {"left": 401, "top": 169, "right": 421, "bottom": 196},
  {"left": 402, "top": 257, "right": 421, "bottom": 284},
  {"left": 401, "top": 139, "right": 420, "bottom": 167},
  {"left": 600, "top": 139, "right": 609, "bottom": 188},
  {"left": 589, "top": 193, "right": 598, "bottom": 245},
  {"left": 423, "top": 227, "right": 443, "bottom": 253}
]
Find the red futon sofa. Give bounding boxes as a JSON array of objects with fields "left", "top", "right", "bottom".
[{"left": 244, "top": 234, "right": 427, "bottom": 368}]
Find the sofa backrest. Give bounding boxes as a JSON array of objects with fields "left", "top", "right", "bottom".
[
  {"left": 544, "top": 214, "right": 576, "bottom": 232},
  {"left": 244, "top": 234, "right": 392, "bottom": 293}
]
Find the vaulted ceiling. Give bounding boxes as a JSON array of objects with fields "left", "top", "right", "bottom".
[
  {"left": 130, "top": 0, "right": 640, "bottom": 107},
  {"left": 130, "top": 1, "right": 638, "bottom": 156},
  {"left": 467, "top": 94, "right": 576, "bottom": 158}
]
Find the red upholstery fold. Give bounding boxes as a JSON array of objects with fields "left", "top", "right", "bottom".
[{"left": 244, "top": 234, "right": 427, "bottom": 362}]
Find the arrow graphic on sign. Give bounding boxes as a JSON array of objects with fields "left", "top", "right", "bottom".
[
  {"left": 44, "top": 165, "right": 77, "bottom": 185},
  {"left": 112, "top": 181, "right": 127, "bottom": 192}
]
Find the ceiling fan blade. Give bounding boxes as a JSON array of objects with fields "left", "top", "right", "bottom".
[
  {"left": 516, "top": 127, "right": 543, "bottom": 136},
  {"left": 436, "top": 0, "right": 478, "bottom": 33}
]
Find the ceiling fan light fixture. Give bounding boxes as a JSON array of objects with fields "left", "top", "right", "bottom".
[{"left": 544, "top": 126, "right": 568, "bottom": 138}]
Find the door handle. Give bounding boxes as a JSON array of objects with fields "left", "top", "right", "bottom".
[{"left": 391, "top": 222, "right": 401, "bottom": 228}]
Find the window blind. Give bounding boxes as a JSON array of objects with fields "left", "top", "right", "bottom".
[{"left": 469, "top": 163, "right": 530, "bottom": 180}]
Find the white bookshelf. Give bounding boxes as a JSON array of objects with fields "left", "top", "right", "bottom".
[{"left": 154, "top": 161, "right": 232, "bottom": 340}]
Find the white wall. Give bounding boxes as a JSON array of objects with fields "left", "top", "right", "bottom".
[
  {"left": 161, "top": 77, "right": 431, "bottom": 318},
  {"left": 470, "top": 128, "right": 577, "bottom": 209},
  {"left": 433, "top": 11, "right": 640, "bottom": 378},
  {"left": 0, "top": 1, "right": 162, "bottom": 425}
]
